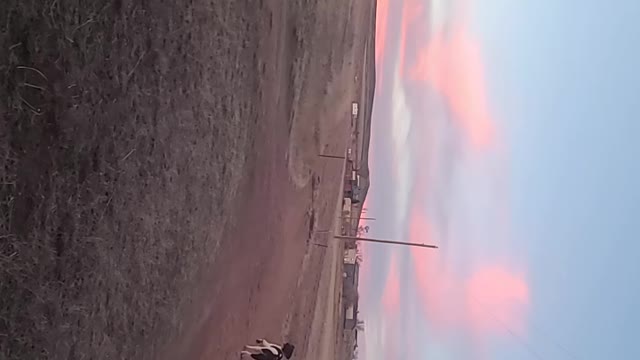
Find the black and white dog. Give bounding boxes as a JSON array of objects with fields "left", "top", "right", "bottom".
[{"left": 240, "top": 338, "right": 295, "bottom": 360}]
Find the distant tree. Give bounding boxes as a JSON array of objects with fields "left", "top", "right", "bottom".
[
  {"left": 356, "top": 225, "right": 369, "bottom": 237},
  {"left": 355, "top": 247, "right": 363, "bottom": 264}
]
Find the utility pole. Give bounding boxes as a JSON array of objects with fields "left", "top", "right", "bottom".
[
  {"left": 318, "top": 154, "right": 346, "bottom": 160},
  {"left": 334, "top": 235, "right": 438, "bottom": 249}
]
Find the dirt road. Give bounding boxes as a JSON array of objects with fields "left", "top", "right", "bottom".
[
  {"left": 171, "top": 0, "right": 376, "bottom": 357},
  {"left": 301, "top": 166, "right": 348, "bottom": 360},
  {"left": 0, "top": 0, "right": 375, "bottom": 359}
]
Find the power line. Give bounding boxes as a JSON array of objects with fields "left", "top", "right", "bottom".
[
  {"left": 527, "top": 317, "right": 581, "bottom": 360},
  {"left": 469, "top": 293, "right": 581, "bottom": 360},
  {"left": 468, "top": 295, "right": 546, "bottom": 360},
  {"left": 334, "top": 235, "right": 438, "bottom": 249}
]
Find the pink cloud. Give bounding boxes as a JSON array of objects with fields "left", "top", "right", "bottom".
[
  {"left": 466, "top": 266, "right": 530, "bottom": 334},
  {"left": 407, "top": 207, "right": 529, "bottom": 338},
  {"left": 408, "top": 25, "right": 497, "bottom": 149},
  {"left": 398, "top": 0, "right": 424, "bottom": 77},
  {"left": 375, "top": 0, "right": 392, "bottom": 90},
  {"left": 364, "top": 0, "right": 528, "bottom": 357},
  {"left": 382, "top": 252, "right": 401, "bottom": 314}
]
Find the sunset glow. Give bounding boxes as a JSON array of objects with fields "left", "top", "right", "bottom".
[
  {"left": 375, "top": 0, "right": 391, "bottom": 90},
  {"left": 405, "top": 209, "right": 529, "bottom": 336},
  {"left": 410, "top": 27, "right": 496, "bottom": 149},
  {"left": 365, "top": 0, "right": 529, "bottom": 358},
  {"left": 382, "top": 253, "right": 401, "bottom": 314}
]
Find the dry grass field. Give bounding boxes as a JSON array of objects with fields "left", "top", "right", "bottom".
[{"left": 0, "top": 0, "right": 375, "bottom": 359}]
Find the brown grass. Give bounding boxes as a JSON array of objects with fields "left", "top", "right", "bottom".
[{"left": 0, "top": 0, "right": 263, "bottom": 358}]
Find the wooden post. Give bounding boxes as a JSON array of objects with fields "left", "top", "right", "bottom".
[
  {"left": 318, "top": 154, "right": 346, "bottom": 160},
  {"left": 334, "top": 235, "right": 438, "bottom": 249}
]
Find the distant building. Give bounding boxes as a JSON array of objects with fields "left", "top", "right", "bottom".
[
  {"left": 345, "top": 304, "right": 359, "bottom": 330},
  {"left": 344, "top": 172, "right": 363, "bottom": 204},
  {"left": 344, "top": 263, "right": 359, "bottom": 288},
  {"left": 351, "top": 184, "right": 364, "bottom": 204},
  {"left": 342, "top": 198, "right": 352, "bottom": 216},
  {"left": 344, "top": 249, "right": 357, "bottom": 264},
  {"left": 343, "top": 262, "right": 360, "bottom": 330},
  {"left": 345, "top": 303, "right": 357, "bottom": 330},
  {"left": 344, "top": 185, "right": 363, "bottom": 204}
]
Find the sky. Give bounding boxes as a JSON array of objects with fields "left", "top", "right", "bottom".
[{"left": 360, "top": 0, "right": 640, "bottom": 359}]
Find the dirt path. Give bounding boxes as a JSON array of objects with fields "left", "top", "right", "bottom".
[
  {"left": 163, "top": 0, "right": 370, "bottom": 358},
  {"left": 302, "top": 161, "right": 347, "bottom": 360}
]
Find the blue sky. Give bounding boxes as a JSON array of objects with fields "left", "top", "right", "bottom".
[
  {"left": 477, "top": 1, "right": 640, "bottom": 358},
  {"left": 361, "top": 0, "right": 640, "bottom": 359}
]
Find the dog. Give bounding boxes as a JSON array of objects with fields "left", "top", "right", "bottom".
[{"left": 240, "top": 338, "right": 295, "bottom": 360}]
